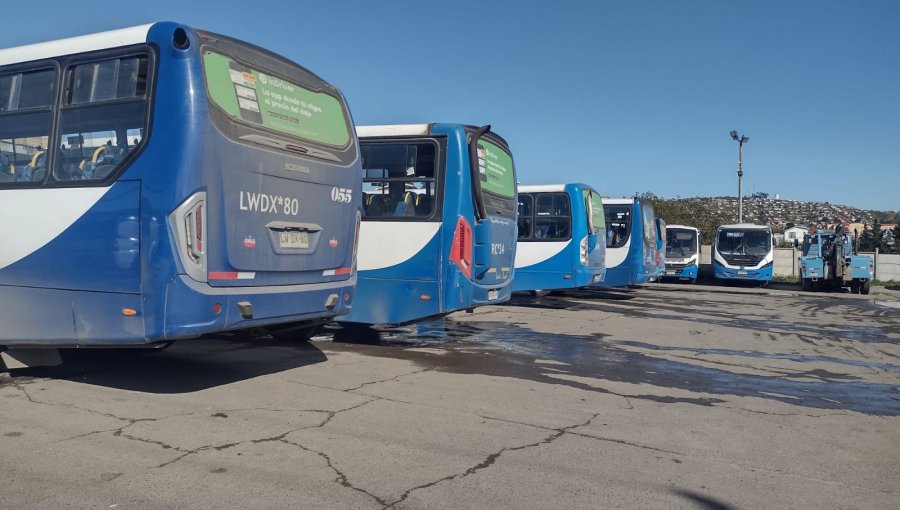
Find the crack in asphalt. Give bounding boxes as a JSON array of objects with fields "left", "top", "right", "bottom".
[
  {"left": 477, "top": 413, "right": 685, "bottom": 457},
  {"left": 150, "top": 399, "right": 379, "bottom": 469},
  {"left": 279, "top": 437, "right": 390, "bottom": 507},
  {"left": 382, "top": 413, "right": 604, "bottom": 509}
]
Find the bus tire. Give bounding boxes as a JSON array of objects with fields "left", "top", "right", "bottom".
[
  {"left": 801, "top": 278, "right": 811, "bottom": 291},
  {"left": 850, "top": 280, "right": 860, "bottom": 294},
  {"left": 860, "top": 281, "right": 870, "bottom": 295}
]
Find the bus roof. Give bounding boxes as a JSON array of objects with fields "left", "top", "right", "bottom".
[
  {"left": 666, "top": 225, "right": 700, "bottom": 232},
  {"left": 0, "top": 24, "right": 153, "bottom": 66},
  {"left": 518, "top": 183, "right": 597, "bottom": 194},
  {"left": 356, "top": 125, "right": 431, "bottom": 137},
  {"left": 601, "top": 198, "right": 636, "bottom": 205},
  {"left": 718, "top": 223, "right": 771, "bottom": 231},
  {"left": 518, "top": 184, "right": 566, "bottom": 193}
]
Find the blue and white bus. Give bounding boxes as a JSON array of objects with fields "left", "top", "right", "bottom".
[
  {"left": 713, "top": 223, "right": 774, "bottom": 283},
  {"left": 662, "top": 225, "right": 700, "bottom": 282},
  {"left": 654, "top": 217, "right": 667, "bottom": 281},
  {"left": 0, "top": 23, "right": 360, "bottom": 359},
  {"left": 512, "top": 184, "right": 606, "bottom": 293},
  {"left": 342, "top": 124, "right": 517, "bottom": 325},
  {"left": 600, "top": 197, "right": 659, "bottom": 287}
]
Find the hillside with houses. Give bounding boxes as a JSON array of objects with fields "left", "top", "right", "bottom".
[{"left": 670, "top": 193, "right": 897, "bottom": 231}]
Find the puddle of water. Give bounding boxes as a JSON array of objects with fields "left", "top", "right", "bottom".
[
  {"left": 620, "top": 341, "right": 900, "bottom": 373},
  {"left": 321, "top": 319, "right": 900, "bottom": 416}
]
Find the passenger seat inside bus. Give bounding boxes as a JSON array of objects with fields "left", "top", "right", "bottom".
[
  {"left": 393, "top": 192, "right": 416, "bottom": 217},
  {"left": 414, "top": 194, "right": 432, "bottom": 217},
  {"left": 365, "top": 194, "right": 389, "bottom": 217}
]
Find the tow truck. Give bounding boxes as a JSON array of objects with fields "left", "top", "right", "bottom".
[{"left": 799, "top": 225, "right": 873, "bottom": 294}]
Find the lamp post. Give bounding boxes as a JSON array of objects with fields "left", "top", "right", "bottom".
[{"left": 730, "top": 130, "right": 749, "bottom": 223}]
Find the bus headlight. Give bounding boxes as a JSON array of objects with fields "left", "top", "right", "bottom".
[{"left": 580, "top": 235, "right": 589, "bottom": 266}]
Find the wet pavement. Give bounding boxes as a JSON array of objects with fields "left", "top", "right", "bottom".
[{"left": 2, "top": 283, "right": 899, "bottom": 509}]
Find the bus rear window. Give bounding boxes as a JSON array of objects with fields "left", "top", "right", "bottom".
[
  {"left": 202, "top": 51, "right": 350, "bottom": 148},
  {"left": 476, "top": 138, "right": 515, "bottom": 198}
]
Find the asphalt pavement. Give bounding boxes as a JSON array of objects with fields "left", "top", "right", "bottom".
[{"left": 2, "top": 284, "right": 898, "bottom": 509}]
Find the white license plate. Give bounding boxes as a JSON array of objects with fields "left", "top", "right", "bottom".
[
  {"left": 487, "top": 289, "right": 499, "bottom": 300},
  {"left": 666, "top": 270, "right": 676, "bottom": 275},
  {"left": 737, "top": 270, "right": 748, "bottom": 275},
  {"left": 279, "top": 231, "right": 309, "bottom": 249}
]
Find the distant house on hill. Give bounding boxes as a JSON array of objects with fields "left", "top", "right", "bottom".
[{"left": 784, "top": 226, "right": 808, "bottom": 244}]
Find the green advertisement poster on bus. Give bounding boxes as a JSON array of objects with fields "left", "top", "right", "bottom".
[
  {"left": 477, "top": 139, "right": 515, "bottom": 198},
  {"left": 202, "top": 51, "right": 349, "bottom": 147}
]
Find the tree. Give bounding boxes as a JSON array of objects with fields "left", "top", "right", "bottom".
[
  {"left": 637, "top": 192, "right": 731, "bottom": 244},
  {"left": 893, "top": 223, "right": 900, "bottom": 254},
  {"left": 870, "top": 220, "right": 888, "bottom": 252},
  {"left": 858, "top": 224, "right": 876, "bottom": 252}
]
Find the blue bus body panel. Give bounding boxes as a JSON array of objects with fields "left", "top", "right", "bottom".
[
  {"left": 0, "top": 22, "right": 360, "bottom": 347},
  {"left": 0, "top": 181, "right": 141, "bottom": 293},
  {"left": 596, "top": 198, "right": 656, "bottom": 287},
  {"left": 669, "top": 263, "right": 699, "bottom": 280},
  {"left": 714, "top": 264, "right": 773, "bottom": 281},
  {"left": 513, "top": 183, "right": 605, "bottom": 293},
  {"left": 342, "top": 124, "right": 515, "bottom": 325}
]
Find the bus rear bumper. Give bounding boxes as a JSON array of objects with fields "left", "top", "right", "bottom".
[{"left": 163, "top": 275, "right": 356, "bottom": 339}]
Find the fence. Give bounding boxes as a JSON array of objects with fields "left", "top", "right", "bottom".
[{"left": 697, "top": 246, "right": 900, "bottom": 281}]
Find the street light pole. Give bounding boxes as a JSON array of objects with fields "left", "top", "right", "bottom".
[{"left": 730, "top": 131, "right": 749, "bottom": 223}]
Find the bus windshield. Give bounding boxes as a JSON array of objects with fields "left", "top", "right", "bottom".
[
  {"left": 717, "top": 229, "right": 771, "bottom": 256},
  {"left": 666, "top": 230, "right": 697, "bottom": 257},
  {"left": 605, "top": 205, "right": 631, "bottom": 248}
]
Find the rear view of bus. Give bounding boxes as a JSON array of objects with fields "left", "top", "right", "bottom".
[
  {"left": 344, "top": 124, "right": 517, "bottom": 325},
  {"left": 513, "top": 183, "right": 606, "bottom": 293},
  {"left": 713, "top": 224, "right": 774, "bottom": 283},
  {"left": 663, "top": 225, "right": 700, "bottom": 282},
  {"left": 0, "top": 23, "right": 359, "bottom": 355},
  {"left": 600, "top": 197, "right": 659, "bottom": 287}
]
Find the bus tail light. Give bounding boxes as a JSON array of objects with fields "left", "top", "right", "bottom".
[
  {"left": 169, "top": 192, "right": 207, "bottom": 283},
  {"left": 450, "top": 216, "right": 473, "bottom": 278},
  {"left": 580, "top": 235, "right": 589, "bottom": 266}
]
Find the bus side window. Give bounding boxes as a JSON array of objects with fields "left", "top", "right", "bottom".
[
  {"left": 54, "top": 56, "right": 149, "bottom": 183},
  {"left": 0, "top": 69, "right": 55, "bottom": 185}
]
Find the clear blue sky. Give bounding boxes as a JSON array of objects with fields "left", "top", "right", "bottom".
[{"left": 4, "top": 1, "right": 898, "bottom": 210}]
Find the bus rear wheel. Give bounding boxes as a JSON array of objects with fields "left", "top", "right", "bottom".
[
  {"left": 850, "top": 280, "right": 861, "bottom": 294},
  {"left": 801, "top": 278, "right": 811, "bottom": 291},
  {"left": 860, "top": 280, "right": 870, "bottom": 295}
]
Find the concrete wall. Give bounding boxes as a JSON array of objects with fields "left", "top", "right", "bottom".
[
  {"left": 876, "top": 254, "right": 900, "bottom": 282},
  {"left": 694, "top": 246, "right": 899, "bottom": 281},
  {"left": 773, "top": 248, "right": 798, "bottom": 277}
]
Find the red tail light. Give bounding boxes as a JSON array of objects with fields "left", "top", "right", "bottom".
[{"left": 449, "top": 216, "right": 473, "bottom": 278}]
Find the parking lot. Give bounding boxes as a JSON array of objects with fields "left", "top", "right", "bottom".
[{"left": 2, "top": 284, "right": 899, "bottom": 509}]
